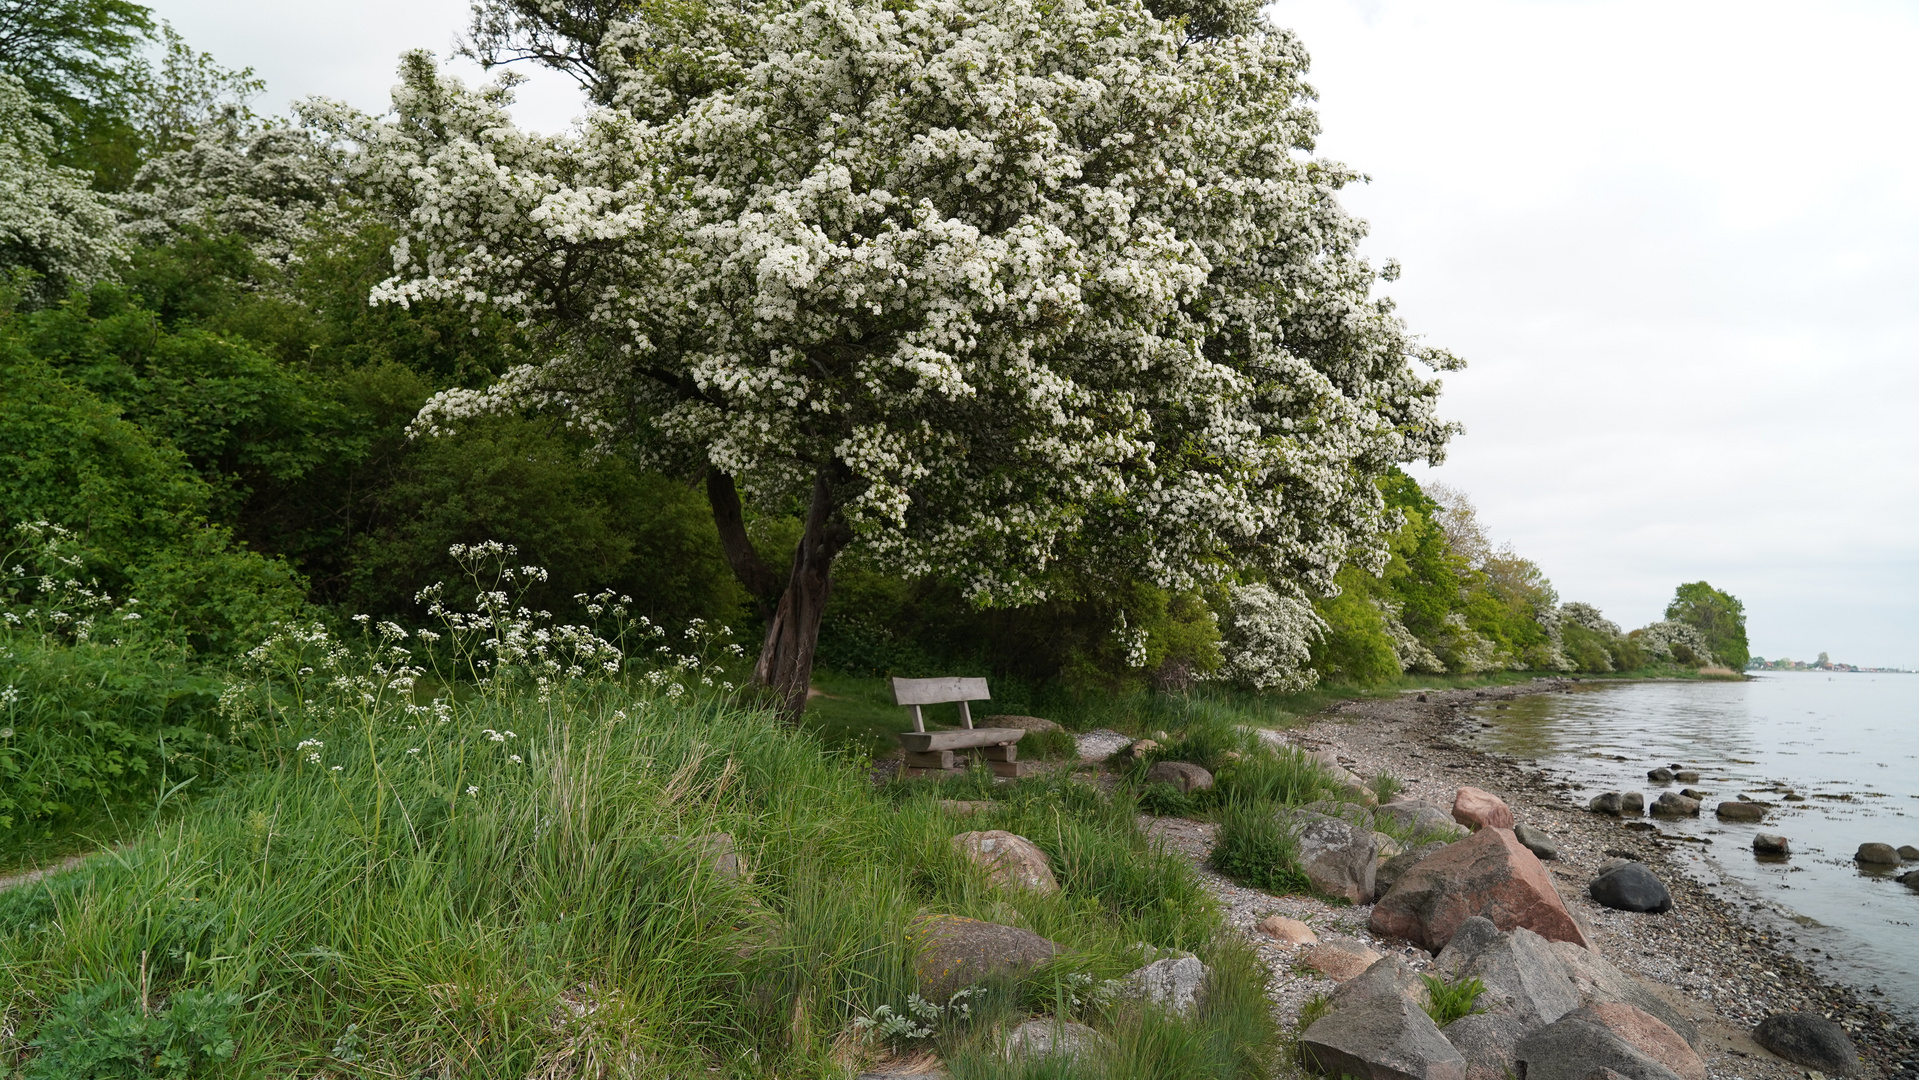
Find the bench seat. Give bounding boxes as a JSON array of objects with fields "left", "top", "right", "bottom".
[{"left": 895, "top": 727, "right": 1027, "bottom": 753}]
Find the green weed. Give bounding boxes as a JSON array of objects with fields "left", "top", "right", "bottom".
[
  {"left": 1210, "top": 804, "right": 1311, "bottom": 895},
  {"left": 1421, "top": 973, "right": 1488, "bottom": 1026}
]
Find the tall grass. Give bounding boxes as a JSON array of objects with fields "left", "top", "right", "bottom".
[{"left": 0, "top": 549, "right": 1279, "bottom": 1077}]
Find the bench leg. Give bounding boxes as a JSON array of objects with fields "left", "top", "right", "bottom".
[
  {"left": 978, "top": 744, "right": 1017, "bottom": 763},
  {"left": 902, "top": 749, "right": 955, "bottom": 770}
]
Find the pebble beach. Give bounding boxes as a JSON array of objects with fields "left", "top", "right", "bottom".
[{"left": 1173, "top": 680, "right": 1919, "bottom": 1080}]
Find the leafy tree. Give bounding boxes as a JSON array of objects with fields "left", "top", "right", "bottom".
[
  {"left": 1666, "top": 580, "right": 1749, "bottom": 671},
  {"left": 346, "top": 0, "right": 1457, "bottom": 715},
  {"left": 0, "top": 0, "right": 152, "bottom": 177},
  {"left": 0, "top": 75, "right": 124, "bottom": 303}
]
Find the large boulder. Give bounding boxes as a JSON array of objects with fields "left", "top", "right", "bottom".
[
  {"left": 1547, "top": 941, "right": 1699, "bottom": 1048},
  {"left": 1752, "top": 1012, "right": 1862, "bottom": 1076},
  {"left": 1646, "top": 767, "right": 1674, "bottom": 783},
  {"left": 1144, "top": 760, "right": 1214, "bottom": 793},
  {"left": 1378, "top": 799, "right": 1469, "bottom": 841},
  {"left": 1587, "top": 863, "right": 1672, "bottom": 914},
  {"left": 1003, "top": 1019, "right": 1112, "bottom": 1062},
  {"left": 1369, "top": 827, "right": 1592, "bottom": 952},
  {"left": 951, "top": 831, "right": 1059, "bottom": 894},
  {"left": 1442, "top": 1011, "right": 1530, "bottom": 1080},
  {"left": 1900, "top": 844, "right": 1919, "bottom": 860},
  {"left": 1377, "top": 841, "right": 1452, "bottom": 898},
  {"left": 1582, "top": 1003, "right": 1706, "bottom": 1080},
  {"left": 1453, "top": 787, "right": 1515, "bottom": 832},
  {"left": 1588, "top": 793, "right": 1625, "bottom": 816},
  {"left": 1620, "top": 792, "right": 1645, "bottom": 815},
  {"left": 1301, "top": 991, "right": 1468, "bottom": 1080},
  {"left": 911, "top": 916, "right": 1060, "bottom": 999},
  {"left": 1433, "top": 916, "right": 1578, "bottom": 1028},
  {"left": 1855, "top": 842, "right": 1900, "bottom": 865},
  {"left": 1331, "top": 956, "right": 1429, "bottom": 1010},
  {"left": 1752, "top": 833, "right": 1790, "bottom": 856},
  {"left": 1295, "top": 811, "right": 1381, "bottom": 904},
  {"left": 1118, "top": 955, "right": 1208, "bottom": 1015},
  {"left": 1649, "top": 792, "right": 1699, "bottom": 817},
  {"left": 1514, "top": 1011, "right": 1684, "bottom": 1080}
]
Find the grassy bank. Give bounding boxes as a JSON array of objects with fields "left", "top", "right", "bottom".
[{"left": 0, "top": 615, "right": 1296, "bottom": 1078}]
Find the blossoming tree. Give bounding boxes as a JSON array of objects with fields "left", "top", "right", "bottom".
[{"left": 345, "top": 0, "right": 1458, "bottom": 716}]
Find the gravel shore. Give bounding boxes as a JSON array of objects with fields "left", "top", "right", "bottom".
[{"left": 1153, "top": 680, "right": 1918, "bottom": 1080}]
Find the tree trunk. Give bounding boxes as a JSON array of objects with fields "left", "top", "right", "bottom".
[
  {"left": 752, "top": 471, "right": 851, "bottom": 720},
  {"left": 705, "top": 469, "right": 785, "bottom": 619}
]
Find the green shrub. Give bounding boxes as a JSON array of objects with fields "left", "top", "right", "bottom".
[{"left": 1211, "top": 804, "right": 1310, "bottom": 895}]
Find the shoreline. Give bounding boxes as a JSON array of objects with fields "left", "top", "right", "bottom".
[{"left": 1281, "top": 678, "right": 1915, "bottom": 1078}]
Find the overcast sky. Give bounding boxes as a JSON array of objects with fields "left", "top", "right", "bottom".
[{"left": 148, "top": 0, "right": 1919, "bottom": 666}]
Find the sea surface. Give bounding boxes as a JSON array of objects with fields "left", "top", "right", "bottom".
[{"left": 1459, "top": 672, "right": 1919, "bottom": 1020}]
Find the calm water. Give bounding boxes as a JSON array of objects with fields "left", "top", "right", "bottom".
[{"left": 1460, "top": 672, "right": 1919, "bottom": 1019}]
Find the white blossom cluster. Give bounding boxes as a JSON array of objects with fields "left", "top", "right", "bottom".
[
  {"left": 1375, "top": 597, "right": 1445, "bottom": 674},
  {"left": 1558, "top": 601, "right": 1621, "bottom": 637},
  {"left": 1633, "top": 619, "right": 1716, "bottom": 665},
  {"left": 117, "top": 111, "right": 343, "bottom": 266},
  {"left": 1214, "top": 583, "right": 1323, "bottom": 691},
  {"left": 0, "top": 76, "right": 125, "bottom": 301},
  {"left": 337, "top": 0, "right": 1454, "bottom": 610}
]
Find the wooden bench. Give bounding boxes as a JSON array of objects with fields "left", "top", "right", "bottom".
[{"left": 893, "top": 676, "right": 1027, "bottom": 777}]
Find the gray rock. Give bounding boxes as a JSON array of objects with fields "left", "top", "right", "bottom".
[
  {"left": 1715, "top": 801, "right": 1766, "bottom": 822},
  {"left": 1434, "top": 916, "right": 1579, "bottom": 1028},
  {"left": 1649, "top": 792, "right": 1699, "bottom": 817},
  {"left": 1588, "top": 863, "right": 1672, "bottom": 914},
  {"left": 1119, "top": 955, "right": 1208, "bottom": 1016},
  {"left": 1514, "top": 823, "right": 1559, "bottom": 860},
  {"left": 1003, "top": 1019, "right": 1113, "bottom": 1062},
  {"left": 1376, "top": 841, "right": 1452, "bottom": 898},
  {"left": 1378, "top": 799, "right": 1469, "bottom": 841},
  {"left": 1547, "top": 941, "right": 1699, "bottom": 1049},
  {"left": 1073, "top": 729, "right": 1133, "bottom": 762},
  {"left": 1293, "top": 810, "right": 1381, "bottom": 904},
  {"left": 1515, "top": 1012, "right": 1685, "bottom": 1080},
  {"left": 1752, "top": 1012, "right": 1861, "bottom": 1076},
  {"left": 1856, "top": 842, "right": 1900, "bottom": 865},
  {"left": 1332, "top": 955, "right": 1429, "bottom": 1010},
  {"left": 911, "top": 916, "right": 1061, "bottom": 999},
  {"left": 1678, "top": 788, "right": 1710, "bottom": 802},
  {"left": 1621, "top": 792, "right": 1645, "bottom": 815},
  {"left": 1588, "top": 792, "right": 1624, "bottom": 816},
  {"left": 951, "top": 830, "right": 1059, "bottom": 895},
  {"left": 1144, "top": 759, "right": 1214, "bottom": 793},
  {"left": 1672, "top": 771, "right": 1700, "bottom": 784},
  {"left": 1443, "top": 1011, "right": 1530, "bottom": 1080},
  {"left": 1753, "top": 834, "right": 1790, "bottom": 856},
  {"left": 1646, "top": 768, "right": 1674, "bottom": 783},
  {"left": 1898, "top": 844, "right": 1919, "bottom": 861},
  {"left": 1302, "top": 990, "right": 1469, "bottom": 1080}
]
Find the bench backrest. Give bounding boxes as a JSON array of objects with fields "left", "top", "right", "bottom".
[{"left": 892, "top": 676, "right": 989, "bottom": 733}]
